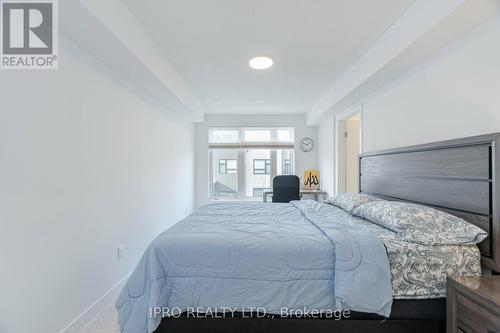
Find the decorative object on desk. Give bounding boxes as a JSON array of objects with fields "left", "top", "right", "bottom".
[
  {"left": 303, "top": 170, "right": 320, "bottom": 190},
  {"left": 300, "top": 137, "right": 314, "bottom": 152}
]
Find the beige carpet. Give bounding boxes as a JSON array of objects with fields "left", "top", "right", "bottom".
[{"left": 80, "top": 302, "right": 120, "bottom": 333}]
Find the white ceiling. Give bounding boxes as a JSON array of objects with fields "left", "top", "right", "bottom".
[{"left": 122, "top": 0, "right": 414, "bottom": 115}]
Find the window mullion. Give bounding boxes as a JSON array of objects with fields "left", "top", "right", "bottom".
[
  {"left": 270, "top": 150, "right": 278, "bottom": 188},
  {"left": 209, "top": 149, "right": 214, "bottom": 198},
  {"left": 237, "top": 150, "right": 246, "bottom": 198}
]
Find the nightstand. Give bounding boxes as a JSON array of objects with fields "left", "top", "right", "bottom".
[{"left": 447, "top": 276, "right": 500, "bottom": 333}]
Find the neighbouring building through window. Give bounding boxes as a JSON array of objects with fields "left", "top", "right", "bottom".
[
  {"left": 253, "top": 187, "right": 271, "bottom": 198},
  {"left": 219, "top": 159, "right": 237, "bottom": 174},
  {"left": 209, "top": 127, "right": 294, "bottom": 200},
  {"left": 253, "top": 159, "right": 271, "bottom": 174}
]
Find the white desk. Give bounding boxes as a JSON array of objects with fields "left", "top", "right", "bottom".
[{"left": 263, "top": 190, "right": 328, "bottom": 203}]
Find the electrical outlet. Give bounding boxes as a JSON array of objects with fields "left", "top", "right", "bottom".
[{"left": 117, "top": 244, "right": 125, "bottom": 261}]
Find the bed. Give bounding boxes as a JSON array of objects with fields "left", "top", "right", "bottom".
[{"left": 117, "top": 132, "right": 500, "bottom": 333}]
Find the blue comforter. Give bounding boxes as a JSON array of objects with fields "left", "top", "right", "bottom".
[{"left": 116, "top": 201, "right": 392, "bottom": 332}]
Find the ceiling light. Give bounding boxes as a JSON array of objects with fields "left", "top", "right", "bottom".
[
  {"left": 255, "top": 99, "right": 265, "bottom": 103},
  {"left": 249, "top": 56, "right": 274, "bottom": 70},
  {"left": 211, "top": 99, "right": 223, "bottom": 104}
]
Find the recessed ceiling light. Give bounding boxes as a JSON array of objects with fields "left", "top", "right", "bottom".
[
  {"left": 255, "top": 99, "right": 265, "bottom": 103},
  {"left": 249, "top": 56, "right": 274, "bottom": 70},
  {"left": 211, "top": 99, "right": 223, "bottom": 104}
]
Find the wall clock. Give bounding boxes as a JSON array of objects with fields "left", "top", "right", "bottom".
[{"left": 300, "top": 137, "right": 314, "bottom": 152}]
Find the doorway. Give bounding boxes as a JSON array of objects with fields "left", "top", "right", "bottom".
[{"left": 337, "top": 110, "right": 362, "bottom": 194}]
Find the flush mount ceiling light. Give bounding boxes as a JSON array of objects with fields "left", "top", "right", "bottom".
[{"left": 249, "top": 56, "right": 274, "bottom": 70}]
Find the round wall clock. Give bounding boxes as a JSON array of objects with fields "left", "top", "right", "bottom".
[{"left": 300, "top": 137, "right": 314, "bottom": 152}]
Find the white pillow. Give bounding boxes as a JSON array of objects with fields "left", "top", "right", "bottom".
[
  {"left": 326, "top": 193, "right": 383, "bottom": 214},
  {"left": 353, "top": 201, "right": 488, "bottom": 245}
]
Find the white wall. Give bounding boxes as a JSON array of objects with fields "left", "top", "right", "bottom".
[
  {"left": 195, "top": 114, "right": 318, "bottom": 206},
  {"left": 363, "top": 16, "right": 500, "bottom": 152},
  {"left": 0, "top": 39, "right": 194, "bottom": 333},
  {"left": 317, "top": 113, "right": 335, "bottom": 197},
  {"left": 319, "top": 16, "right": 500, "bottom": 194}
]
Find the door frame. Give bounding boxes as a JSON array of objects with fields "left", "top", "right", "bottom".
[{"left": 335, "top": 105, "right": 363, "bottom": 195}]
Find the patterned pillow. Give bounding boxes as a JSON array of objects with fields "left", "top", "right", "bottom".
[
  {"left": 353, "top": 201, "right": 488, "bottom": 245},
  {"left": 326, "top": 193, "right": 382, "bottom": 214}
]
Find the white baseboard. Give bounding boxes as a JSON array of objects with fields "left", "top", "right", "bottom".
[{"left": 59, "top": 272, "right": 131, "bottom": 333}]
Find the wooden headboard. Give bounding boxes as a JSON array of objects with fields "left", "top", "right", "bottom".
[{"left": 359, "top": 133, "right": 500, "bottom": 272}]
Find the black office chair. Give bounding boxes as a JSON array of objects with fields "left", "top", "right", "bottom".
[{"left": 272, "top": 175, "right": 301, "bottom": 203}]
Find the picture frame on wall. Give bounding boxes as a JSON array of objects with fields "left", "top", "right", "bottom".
[{"left": 303, "top": 170, "right": 320, "bottom": 190}]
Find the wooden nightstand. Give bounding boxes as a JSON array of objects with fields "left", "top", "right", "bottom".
[{"left": 447, "top": 276, "right": 500, "bottom": 333}]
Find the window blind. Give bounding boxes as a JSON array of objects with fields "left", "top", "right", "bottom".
[{"left": 209, "top": 127, "right": 294, "bottom": 149}]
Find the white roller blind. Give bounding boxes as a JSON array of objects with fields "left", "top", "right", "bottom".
[{"left": 209, "top": 127, "right": 294, "bottom": 149}]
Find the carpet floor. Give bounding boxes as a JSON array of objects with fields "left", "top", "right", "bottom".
[{"left": 80, "top": 302, "right": 120, "bottom": 333}]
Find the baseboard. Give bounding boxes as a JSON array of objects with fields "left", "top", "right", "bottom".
[{"left": 59, "top": 272, "right": 131, "bottom": 333}]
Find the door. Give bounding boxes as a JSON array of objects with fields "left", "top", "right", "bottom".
[{"left": 343, "top": 114, "right": 360, "bottom": 193}]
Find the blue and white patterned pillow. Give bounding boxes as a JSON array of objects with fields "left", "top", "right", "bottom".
[
  {"left": 353, "top": 201, "right": 488, "bottom": 245},
  {"left": 326, "top": 193, "right": 382, "bottom": 214}
]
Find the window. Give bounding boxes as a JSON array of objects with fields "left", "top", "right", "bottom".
[
  {"left": 253, "top": 188, "right": 270, "bottom": 198},
  {"left": 209, "top": 128, "right": 294, "bottom": 200},
  {"left": 253, "top": 159, "right": 271, "bottom": 174},
  {"left": 276, "top": 129, "right": 291, "bottom": 142},
  {"left": 283, "top": 159, "right": 292, "bottom": 175},
  {"left": 209, "top": 127, "right": 293, "bottom": 146},
  {"left": 212, "top": 149, "right": 239, "bottom": 199},
  {"left": 210, "top": 129, "right": 239, "bottom": 143},
  {"left": 244, "top": 129, "right": 271, "bottom": 142},
  {"left": 217, "top": 191, "right": 238, "bottom": 198},
  {"left": 219, "top": 159, "right": 237, "bottom": 174}
]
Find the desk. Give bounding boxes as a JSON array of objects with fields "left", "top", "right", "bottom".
[{"left": 263, "top": 190, "right": 328, "bottom": 203}]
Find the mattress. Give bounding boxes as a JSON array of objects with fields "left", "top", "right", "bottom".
[{"left": 322, "top": 204, "right": 482, "bottom": 299}]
